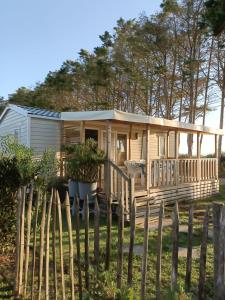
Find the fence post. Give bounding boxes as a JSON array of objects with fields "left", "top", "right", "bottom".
[
  {"left": 213, "top": 202, "right": 225, "bottom": 299},
  {"left": 117, "top": 192, "right": 124, "bottom": 289},
  {"left": 24, "top": 184, "right": 34, "bottom": 297},
  {"left": 57, "top": 191, "right": 66, "bottom": 300},
  {"left": 127, "top": 198, "right": 136, "bottom": 286},
  {"left": 45, "top": 189, "right": 53, "bottom": 300},
  {"left": 185, "top": 204, "right": 193, "bottom": 292},
  {"left": 74, "top": 196, "right": 82, "bottom": 300},
  {"left": 198, "top": 206, "right": 209, "bottom": 300},
  {"left": 15, "top": 188, "right": 22, "bottom": 296},
  {"left": 140, "top": 201, "right": 150, "bottom": 300},
  {"left": 105, "top": 194, "right": 112, "bottom": 270},
  {"left": 52, "top": 190, "right": 58, "bottom": 300},
  {"left": 94, "top": 197, "right": 100, "bottom": 269},
  {"left": 171, "top": 201, "right": 179, "bottom": 290},
  {"left": 84, "top": 195, "right": 90, "bottom": 290},
  {"left": 31, "top": 188, "right": 40, "bottom": 300},
  {"left": 38, "top": 192, "right": 47, "bottom": 300},
  {"left": 156, "top": 201, "right": 164, "bottom": 300}
]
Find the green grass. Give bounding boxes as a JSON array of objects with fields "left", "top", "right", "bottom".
[{"left": 2, "top": 185, "right": 225, "bottom": 299}]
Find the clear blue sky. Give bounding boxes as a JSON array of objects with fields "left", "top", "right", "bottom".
[{"left": 0, "top": 0, "right": 161, "bottom": 99}]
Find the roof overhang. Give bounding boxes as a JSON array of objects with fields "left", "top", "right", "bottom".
[{"left": 61, "top": 110, "right": 224, "bottom": 135}]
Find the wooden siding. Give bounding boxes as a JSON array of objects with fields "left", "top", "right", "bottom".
[
  {"left": 30, "top": 118, "right": 61, "bottom": 155},
  {"left": 0, "top": 109, "right": 28, "bottom": 145}
]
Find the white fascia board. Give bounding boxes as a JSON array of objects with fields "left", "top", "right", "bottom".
[
  {"left": 29, "top": 114, "right": 60, "bottom": 121},
  {"left": 61, "top": 110, "right": 115, "bottom": 121}
]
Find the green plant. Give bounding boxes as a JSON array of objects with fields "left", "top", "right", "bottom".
[{"left": 65, "top": 139, "right": 105, "bottom": 183}]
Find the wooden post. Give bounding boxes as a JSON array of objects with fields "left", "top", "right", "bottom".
[
  {"left": 127, "top": 198, "right": 136, "bottom": 286},
  {"left": 15, "top": 188, "right": 22, "bottom": 296},
  {"left": 171, "top": 201, "right": 179, "bottom": 290},
  {"left": 84, "top": 195, "right": 90, "bottom": 290},
  {"left": 106, "top": 121, "right": 112, "bottom": 199},
  {"left": 94, "top": 198, "right": 100, "bottom": 268},
  {"left": 31, "top": 189, "right": 40, "bottom": 300},
  {"left": 140, "top": 201, "right": 150, "bottom": 300},
  {"left": 105, "top": 194, "right": 112, "bottom": 270},
  {"left": 38, "top": 192, "right": 47, "bottom": 300},
  {"left": 57, "top": 191, "right": 66, "bottom": 300},
  {"left": 129, "top": 124, "right": 133, "bottom": 160},
  {"left": 52, "top": 190, "right": 58, "bottom": 300},
  {"left": 156, "top": 201, "right": 164, "bottom": 300},
  {"left": 175, "top": 131, "right": 179, "bottom": 185},
  {"left": 213, "top": 203, "right": 225, "bottom": 299},
  {"left": 24, "top": 184, "right": 34, "bottom": 297},
  {"left": 215, "top": 134, "right": 219, "bottom": 179},
  {"left": 18, "top": 187, "right": 26, "bottom": 296},
  {"left": 60, "top": 120, "right": 64, "bottom": 176},
  {"left": 185, "top": 204, "right": 193, "bottom": 292},
  {"left": 197, "top": 133, "right": 201, "bottom": 181},
  {"left": 65, "top": 192, "right": 75, "bottom": 300},
  {"left": 80, "top": 121, "right": 85, "bottom": 144},
  {"left": 198, "top": 206, "right": 209, "bottom": 300},
  {"left": 117, "top": 192, "right": 124, "bottom": 289},
  {"left": 45, "top": 190, "right": 53, "bottom": 300},
  {"left": 74, "top": 196, "right": 82, "bottom": 300},
  {"left": 146, "top": 125, "right": 151, "bottom": 192}
]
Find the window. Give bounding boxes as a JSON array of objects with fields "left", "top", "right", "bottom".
[
  {"left": 116, "top": 134, "right": 127, "bottom": 166},
  {"left": 85, "top": 129, "right": 98, "bottom": 143},
  {"left": 158, "top": 135, "right": 166, "bottom": 158}
]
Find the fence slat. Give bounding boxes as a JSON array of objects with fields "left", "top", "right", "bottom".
[
  {"left": 24, "top": 184, "right": 34, "bottom": 297},
  {"left": 45, "top": 189, "right": 53, "bottom": 300},
  {"left": 74, "top": 196, "right": 82, "bottom": 300},
  {"left": 94, "top": 197, "right": 100, "bottom": 268},
  {"left": 105, "top": 195, "right": 112, "bottom": 270},
  {"left": 31, "top": 189, "right": 40, "bottom": 300},
  {"left": 198, "top": 206, "right": 209, "bottom": 300},
  {"left": 156, "top": 201, "right": 164, "bottom": 300},
  {"left": 185, "top": 204, "right": 193, "bottom": 292},
  {"left": 140, "top": 201, "right": 150, "bottom": 300},
  {"left": 127, "top": 198, "right": 136, "bottom": 286},
  {"left": 171, "top": 201, "right": 179, "bottom": 290},
  {"left": 52, "top": 190, "right": 58, "bottom": 300},
  {"left": 38, "top": 192, "right": 47, "bottom": 300},
  {"left": 117, "top": 191, "right": 124, "bottom": 289},
  {"left": 15, "top": 188, "right": 22, "bottom": 295},
  {"left": 84, "top": 195, "right": 90, "bottom": 290},
  {"left": 65, "top": 192, "right": 75, "bottom": 300},
  {"left": 57, "top": 191, "right": 66, "bottom": 300}
]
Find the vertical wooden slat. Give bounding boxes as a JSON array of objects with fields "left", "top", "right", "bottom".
[
  {"left": 185, "top": 204, "right": 193, "bottom": 291},
  {"left": 45, "top": 190, "right": 53, "bottom": 300},
  {"left": 31, "top": 189, "right": 40, "bottom": 300},
  {"left": 127, "top": 198, "right": 136, "bottom": 286},
  {"left": 117, "top": 191, "right": 124, "bottom": 289},
  {"left": 156, "top": 201, "right": 164, "bottom": 300},
  {"left": 140, "top": 201, "right": 150, "bottom": 300},
  {"left": 57, "top": 191, "right": 66, "bottom": 300},
  {"left": 105, "top": 195, "right": 112, "bottom": 270},
  {"left": 74, "top": 196, "right": 82, "bottom": 300},
  {"left": 52, "top": 190, "right": 58, "bottom": 300},
  {"left": 146, "top": 125, "right": 151, "bottom": 191},
  {"left": 198, "top": 207, "right": 209, "bottom": 300},
  {"left": 15, "top": 188, "right": 22, "bottom": 296},
  {"left": 94, "top": 197, "right": 100, "bottom": 268},
  {"left": 24, "top": 184, "right": 34, "bottom": 297},
  {"left": 171, "top": 201, "right": 179, "bottom": 290},
  {"left": 38, "top": 192, "right": 47, "bottom": 300},
  {"left": 65, "top": 192, "right": 75, "bottom": 300},
  {"left": 18, "top": 186, "right": 26, "bottom": 296},
  {"left": 84, "top": 195, "right": 90, "bottom": 290}
]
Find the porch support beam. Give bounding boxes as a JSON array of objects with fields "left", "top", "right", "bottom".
[
  {"left": 215, "top": 134, "right": 219, "bottom": 179},
  {"left": 197, "top": 133, "right": 201, "bottom": 181},
  {"left": 129, "top": 124, "right": 133, "bottom": 160},
  {"left": 105, "top": 121, "right": 112, "bottom": 198},
  {"left": 175, "top": 131, "right": 179, "bottom": 185},
  {"left": 146, "top": 125, "right": 151, "bottom": 192},
  {"left": 80, "top": 121, "right": 85, "bottom": 144}
]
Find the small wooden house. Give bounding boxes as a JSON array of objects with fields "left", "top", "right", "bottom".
[{"left": 0, "top": 105, "right": 223, "bottom": 218}]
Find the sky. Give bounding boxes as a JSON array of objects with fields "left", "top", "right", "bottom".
[{"left": 0, "top": 0, "right": 223, "bottom": 154}]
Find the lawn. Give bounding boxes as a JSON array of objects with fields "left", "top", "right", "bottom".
[{"left": 1, "top": 185, "right": 225, "bottom": 299}]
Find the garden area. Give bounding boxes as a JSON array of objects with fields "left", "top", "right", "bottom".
[{"left": 1, "top": 136, "right": 225, "bottom": 299}]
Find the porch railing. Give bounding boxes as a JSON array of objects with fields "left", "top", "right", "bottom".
[{"left": 150, "top": 158, "right": 218, "bottom": 188}]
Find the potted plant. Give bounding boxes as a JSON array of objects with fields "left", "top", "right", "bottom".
[{"left": 65, "top": 139, "right": 105, "bottom": 202}]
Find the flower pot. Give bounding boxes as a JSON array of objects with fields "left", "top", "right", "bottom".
[
  {"left": 68, "top": 179, "right": 79, "bottom": 198},
  {"left": 78, "top": 181, "right": 97, "bottom": 202}
]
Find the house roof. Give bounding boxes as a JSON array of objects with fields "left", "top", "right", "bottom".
[
  {"left": 61, "top": 109, "right": 224, "bottom": 135},
  {"left": 0, "top": 104, "right": 223, "bottom": 135},
  {"left": 0, "top": 104, "right": 61, "bottom": 121}
]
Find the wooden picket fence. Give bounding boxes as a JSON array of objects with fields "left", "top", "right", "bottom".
[{"left": 14, "top": 185, "right": 225, "bottom": 299}]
